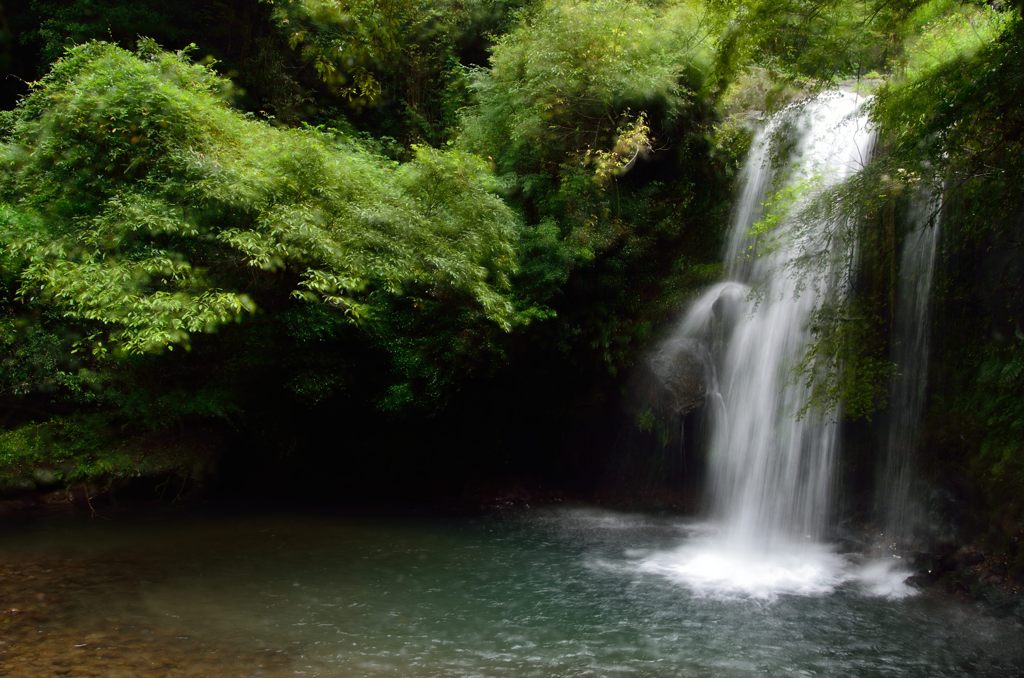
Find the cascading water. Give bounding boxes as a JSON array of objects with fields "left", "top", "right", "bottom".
[
  {"left": 877, "top": 192, "right": 942, "bottom": 550},
  {"left": 682, "top": 90, "right": 875, "bottom": 541},
  {"left": 639, "top": 91, "right": 913, "bottom": 598}
]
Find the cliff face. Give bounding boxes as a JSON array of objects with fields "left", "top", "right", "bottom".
[{"left": 925, "top": 199, "right": 1024, "bottom": 571}]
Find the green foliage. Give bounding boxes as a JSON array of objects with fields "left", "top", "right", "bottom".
[
  {"left": 2, "top": 0, "right": 1015, "bottom": 525},
  {"left": 584, "top": 112, "right": 653, "bottom": 188},
  {"left": 709, "top": 0, "right": 987, "bottom": 85},
  {"left": 873, "top": 10, "right": 1024, "bottom": 541},
  {"left": 0, "top": 413, "right": 218, "bottom": 492},
  {"left": 970, "top": 338, "right": 1024, "bottom": 488},
  {"left": 0, "top": 42, "right": 521, "bottom": 360},
  {"left": 797, "top": 302, "right": 892, "bottom": 420},
  {"left": 461, "top": 0, "right": 714, "bottom": 179},
  {"left": 264, "top": 0, "right": 416, "bottom": 104},
  {"left": 872, "top": 12, "right": 1023, "bottom": 224},
  {"left": 900, "top": 3, "right": 1010, "bottom": 79},
  {"left": 766, "top": 4, "right": 1021, "bottom": 425},
  {"left": 264, "top": 0, "right": 531, "bottom": 141},
  {"left": 754, "top": 3, "right": 1024, "bottom": 562},
  {"left": 0, "top": 416, "right": 130, "bottom": 487},
  {"left": 19, "top": 0, "right": 322, "bottom": 121},
  {"left": 0, "top": 37, "right": 536, "bottom": 470},
  {"left": 457, "top": 0, "right": 729, "bottom": 373},
  {"left": 25, "top": 0, "right": 195, "bottom": 65},
  {"left": 938, "top": 334, "right": 1024, "bottom": 554},
  {"left": 747, "top": 174, "right": 822, "bottom": 240}
]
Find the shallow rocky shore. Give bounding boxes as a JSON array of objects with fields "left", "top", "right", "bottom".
[
  {"left": 0, "top": 554, "right": 292, "bottom": 677},
  {"left": 905, "top": 544, "right": 1024, "bottom": 624}
]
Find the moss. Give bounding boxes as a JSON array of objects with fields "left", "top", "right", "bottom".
[{"left": 0, "top": 414, "right": 216, "bottom": 495}]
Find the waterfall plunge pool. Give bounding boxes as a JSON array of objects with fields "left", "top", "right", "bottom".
[{"left": 2, "top": 506, "right": 1021, "bottom": 676}]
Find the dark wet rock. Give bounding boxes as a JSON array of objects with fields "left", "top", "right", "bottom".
[
  {"left": 654, "top": 349, "right": 708, "bottom": 415},
  {"left": 954, "top": 545, "right": 986, "bottom": 568},
  {"left": 629, "top": 340, "right": 709, "bottom": 420},
  {"left": 905, "top": 573, "right": 932, "bottom": 588},
  {"left": 900, "top": 538, "right": 1024, "bottom": 623}
]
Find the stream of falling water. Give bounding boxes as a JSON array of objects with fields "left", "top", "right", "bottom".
[
  {"left": 642, "top": 91, "right": 913, "bottom": 599},
  {"left": 877, "top": 191, "right": 942, "bottom": 550}
]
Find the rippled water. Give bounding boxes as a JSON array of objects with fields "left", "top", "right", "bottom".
[{"left": 2, "top": 507, "right": 1022, "bottom": 676}]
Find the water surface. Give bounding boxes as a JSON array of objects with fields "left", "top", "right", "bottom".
[{"left": 1, "top": 507, "right": 1021, "bottom": 676}]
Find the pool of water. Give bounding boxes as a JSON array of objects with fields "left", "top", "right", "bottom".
[{"left": 1, "top": 506, "right": 1021, "bottom": 676}]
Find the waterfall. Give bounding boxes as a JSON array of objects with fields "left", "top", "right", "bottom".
[
  {"left": 678, "top": 90, "right": 874, "bottom": 542},
  {"left": 877, "top": 192, "right": 941, "bottom": 549},
  {"left": 640, "top": 92, "right": 899, "bottom": 599}
]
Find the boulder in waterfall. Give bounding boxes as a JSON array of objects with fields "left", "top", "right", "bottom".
[{"left": 630, "top": 338, "right": 709, "bottom": 418}]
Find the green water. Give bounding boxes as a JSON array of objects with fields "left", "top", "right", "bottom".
[{"left": 2, "top": 507, "right": 1021, "bottom": 676}]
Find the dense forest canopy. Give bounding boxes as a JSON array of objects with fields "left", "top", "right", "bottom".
[{"left": 0, "top": 0, "right": 1021, "bottom": 557}]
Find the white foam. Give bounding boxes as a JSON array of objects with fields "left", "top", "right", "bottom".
[
  {"left": 635, "top": 530, "right": 918, "bottom": 601},
  {"left": 638, "top": 537, "right": 847, "bottom": 600},
  {"left": 850, "top": 559, "right": 917, "bottom": 599}
]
